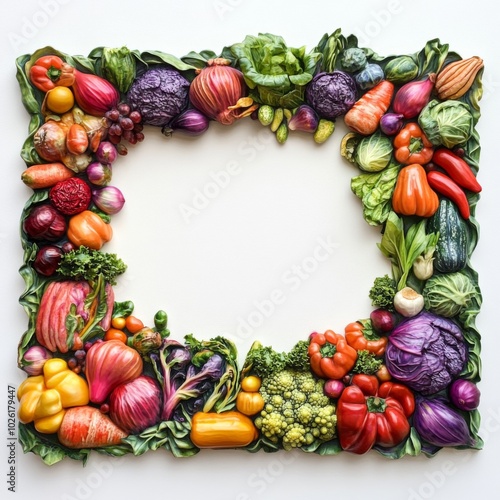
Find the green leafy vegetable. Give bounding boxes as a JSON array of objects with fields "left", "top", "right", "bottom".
[
  {"left": 351, "top": 162, "right": 400, "bottom": 226},
  {"left": 57, "top": 247, "right": 127, "bottom": 285},
  {"left": 314, "top": 29, "right": 346, "bottom": 73},
  {"left": 369, "top": 275, "right": 396, "bottom": 311},
  {"left": 378, "top": 212, "right": 439, "bottom": 290},
  {"left": 243, "top": 341, "right": 287, "bottom": 378},
  {"left": 285, "top": 340, "right": 310, "bottom": 371},
  {"left": 423, "top": 272, "right": 476, "bottom": 317},
  {"left": 352, "top": 350, "right": 383, "bottom": 374},
  {"left": 354, "top": 132, "right": 393, "bottom": 172},
  {"left": 230, "top": 33, "right": 321, "bottom": 108}
]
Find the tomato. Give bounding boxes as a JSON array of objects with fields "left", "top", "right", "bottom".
[
  {"left": 46, "top": 86, "right": 74, "bottom": 114},
  {"left": 125, "top": 315, "right": 144, "bottom": 334},
  {"left": 111, "top": 317, "right": 126, "bottom": 330},
  {"left": 241, "top": 376, "right": 261, "bottom": 392},
  {"left": 104, "top": 328, "right": 127, "bottom": 343}
]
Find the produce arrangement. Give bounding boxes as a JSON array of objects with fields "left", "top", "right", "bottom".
[{"left": 15, "top": 31, "right": 483, "bottom": 464}]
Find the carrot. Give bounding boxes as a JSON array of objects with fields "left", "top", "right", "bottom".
[
  {"left": 21, "top": 162, "right": 75, "bottom": 189},
  {"left": 57, "top": 406, "right": 127, "bottom": 449},
  {"left": 344, "top": 80, "right": 395, "bottom": 135}
]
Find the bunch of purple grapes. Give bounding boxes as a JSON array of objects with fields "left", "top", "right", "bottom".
[{"left": 105, "top": 103, "right": 144, "bottom": 154}]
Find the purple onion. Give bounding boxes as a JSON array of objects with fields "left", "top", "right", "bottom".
[
  {"left": 323, "top": 379, "right": 345, "bottom": 399},
  {"left": 288, "top": 104, "right": 319, "bottom": 133},
  {"left": 87, "top": 161, "right": 112, "bottom": 186},
  {"left": 23, "top": 204, "right": 66, "bottom": 242},
  {"left": 370, "top": 308, "right": 397, "bottom": 334},
  {"left": 33, "top": 245, "right": 63, "bottom": 276},
  {"left": 109, "top": 375, "right": 161, "bottom": 434},
  {"left": 393, "top": 74, "right": 435, "bottom": 119},
  {"left": 22, "top": 346, "right": 52, "bottom": 376},
  {"left": 162, "top": 108, "right": 210, "bottom": 137},
  {"left": 379, "top": 113, "right": 404, "bottom": 136},
  {"left": 92, "top": 186, "right": 125, "bottom": 215},
  {"left": 95, "top": 141, "right": 118, "bottom": 164},
  {"left": 449, "top": 379, "right": 480, "bottom": 411},
  {"left": 414, "top": 397, "right": 475, "bottom": 447}
]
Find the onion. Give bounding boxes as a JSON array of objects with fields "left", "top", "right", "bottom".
[
  {"left": 109, "top": 375, "right": 162, "bottom": 434},
  {"left": 21, "top": 346, "right": 52, "bottom": 376},
  {"left": 449, "top": 379, "right": 480, "bottom": 411},
  {"left": 323, "top": 379, "right": 345, "bottom": 399},
  {"left": 86, "top": 161, "right": 112, "bottom": 186},
  {"left": 95, "top": 141, "right": 118, "bottom": 164},
  {"left": 33, "top": 121, "right": 68, "bottom": 162},
  {"left": 370, "top": 308, "right": 397, "bottom": 334},
  {"left": 189, "top": 58, "right": 257, "bottom": 125},
  {"left": 33, "top": 245, "right": 63, "bottom": 276},
  {"left": 379, "top": 113, "right": 404, "bottom": 136},
  {"left": 92, "top": 186, "right": 125, "bottom": 215},
  {"left": 72, "top": 69, "right": 120, "bottom": 116},
  {"left": 393, "top": 73, "right": 436, "bottom": 119},
  {"left": 23, "top": 204, "right": 67, "bottom": 241},
  {"left": 288, "top": 105, "right": 319, "bottom": 133},
  {"left": 162, "top": 108, "right": 210, "bottom": 137},
  {"left": 413, "top": 396, "right": 475, "bottom": 447}
]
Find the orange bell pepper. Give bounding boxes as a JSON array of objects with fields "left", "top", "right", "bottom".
[
  {"left": 345, "top": 321, "right": 388, "bottom": 357},
  {"left": 308, "top": 330, "right": 358, "bottom": 380},
  {"left": 29, "top": 55, "right": 75, "bottom": 92},
  {"left": 393, "top": 122, "right": 434, "bottom": 165}
]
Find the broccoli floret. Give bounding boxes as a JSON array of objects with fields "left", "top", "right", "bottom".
[
  {"left": 369, "top": 274, "right": 396, "bottom": 311},
  {"left": 255, "top": 369, "right": 337, "bottom": 451},
  {"left": 352, "top": 349, "right": 383, "bottom": 375}
]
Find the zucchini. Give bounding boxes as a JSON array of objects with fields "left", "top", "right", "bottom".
[{"left": 426, "top": 198, "right": 468, "bottom": 273}]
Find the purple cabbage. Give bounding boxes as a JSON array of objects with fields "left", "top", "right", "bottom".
[
  {"left": 127, "top": 66, "right": 190, "bottom": 127},
  {"left": 385, "top": 311, "right": 467, "bottom": 395},
  {"left": 305, "top": 71, "right": 357, "bottom": 120}
]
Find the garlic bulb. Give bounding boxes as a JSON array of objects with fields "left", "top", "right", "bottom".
[{"left": 394, "top": 287, "right": 424, "bottom": 317}]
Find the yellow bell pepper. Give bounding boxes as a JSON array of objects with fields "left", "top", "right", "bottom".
[{"left": 17, "top": 358, "right": 89, "bottom": 434}]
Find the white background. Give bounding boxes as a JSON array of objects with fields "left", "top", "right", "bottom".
[{"left": 1, "top": 1, "right": 499, "bottom": 499}]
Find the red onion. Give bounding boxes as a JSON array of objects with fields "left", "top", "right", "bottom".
[
  {"left": 370, "top": 308, "right": 397, "bottom": 334},
  {"left": 189, "top": 58, "right": 257, "bottom": 125},
  {"left": 393, "top": 73, "right": 435, "bottom": 119},
  {"left": 87, "top": 161, "right": 112, "bottom": 186},
  {"left": 21, "top": 346, "right": 52, "bottom": 376},
  {"left": 162, "top": 108, "right": 210, "bottom": 137},
  {"left": 23, "top": 204, "right": 66, "bottom": 241},
  {"left": 92, "top": 186, "right": 125, "bottom": 214},
  {"left": 109, "top": 375, "right": 162, "bottom": 434},
  {"left": 379, "top": 113, "right": 404, "bottom": 136},
  {"left": 72, "top": 69, "right": 120, "bottom": 116},
  {"left": 449, "top": 379, "right": 480, "bottom": 411},
  {"left": 95, "top": 141, "right": 118, "bottom": 164},
  {"left": 33, "top": 245, "right": 63, "bottom": 276},
  {"left": 413, "top": 397, "right": 474, "bottom": 447},
  {"left": 288, "top": 105, "right": 319, "bottom": 133},
  {"left": 323, "top": 379, "right": 345, "bottom": 399}
]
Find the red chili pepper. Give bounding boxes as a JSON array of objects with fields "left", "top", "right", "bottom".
[
  {"left": 432, "top": 148, "right": 482, "bottom": 193},
  {"left": 336, "top": 374, "right": 415, "bottom": 454},
  {"left": 426, "top": 170, "right": 471, "bottom": 219}
]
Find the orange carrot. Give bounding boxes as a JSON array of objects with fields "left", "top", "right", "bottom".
[
  {"left": 57, "top": 406, "right": 127, "bottom": 449},
  {"left": 344, "top": 80, "right": 394, "bottom": 135},
  {"left": 21, "top": 162, "right": 75, "bottom": 189}
]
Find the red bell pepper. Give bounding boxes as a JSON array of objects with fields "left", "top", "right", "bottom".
[
  {"left": 29, "top": 55, "right": 75, "bottom": 92},
  {"left": 308, "top": 330, "right": 357, "bottom": 380},
  {"left": 337, "top": 374, "right": 415, "bottom": 454}
]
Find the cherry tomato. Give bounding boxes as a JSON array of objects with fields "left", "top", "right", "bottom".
[
  {"left": 111, "top": 316, "right": 126, "bottom": 329},
  {"left": 125, "top": 315, "right": 144, "bottom": 334},
  {"left": 104, "top": 328, "right": 127, "bottom": 343},
  {"left": 241, "top": 376, "right": 261, "bottom": 392},
  {"left": 45, "top": 86, "right": 75, "bottom": 114}
]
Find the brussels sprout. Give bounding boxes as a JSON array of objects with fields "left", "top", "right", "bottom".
[
  {"left": 355, "top": 63, "right": 384, "bottom": 90},
  {"left": 354, "top": 132, "right": 393, "bottom": 172},
  {"left": 384, "top": 56, "right": 419, "bottom": 84},
  {"left": 418, "top": 100, "right": 474, "bottom": 148},
  {"left": 340, "top": 48, "right": 367, "bottom": 72}
]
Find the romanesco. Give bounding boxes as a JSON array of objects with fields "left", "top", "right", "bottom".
[{"left": 254, "top": 369, "right": 337, "bottom": 451}]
